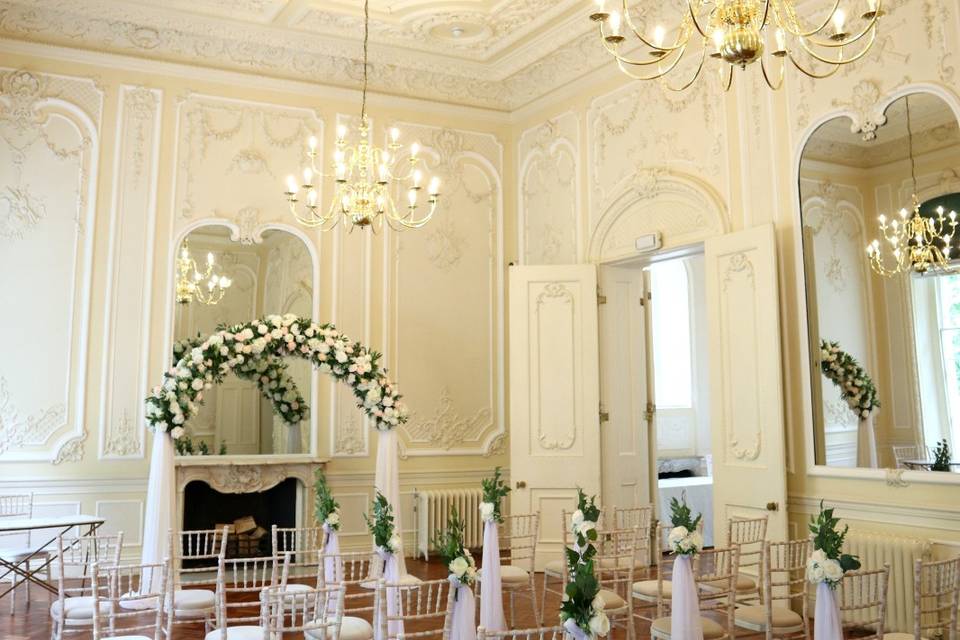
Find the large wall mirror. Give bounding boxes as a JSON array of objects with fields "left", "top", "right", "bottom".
[
  {"left": 172, "top": 224, "right": 315, "bottom": 456},
  {"left": 800, "top": 89, "right": 960, "bottom": 473}
]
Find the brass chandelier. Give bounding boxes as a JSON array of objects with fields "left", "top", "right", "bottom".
[
  {"left": 175, "top": 240, "right": 232, "bottom": 305},
  {"left": 590, "top": 0, "right": 883, "bottom": 90},
  {"left": 867, "top": 96, "right": 958, "bottom": 277},
  {"left": 283, "top": 0, "right": 440, "bottom": 231}
]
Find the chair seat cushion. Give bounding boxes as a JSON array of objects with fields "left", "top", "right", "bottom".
[
  {"left": 734, "top": 605, "right": 804, "bottom": 629},
  {"left": 204, "top": 626, "right": 266, "bottom": 640},
  {"left": 596, "top": 589, "right": 626, "bottom": 611},
  {"left": 884, "top": 634, "right": 931, "bottom": 640},
  {"left": 651, "top": 616, "right": 725, "bottom": 639},
  {"left": 599, "top": 557, "right": 649, "bottom": 570},
  {"left": 478, "top": 565, "right": 529, "bottom": 585},
  {"left": 50, "top": 596, "right": 111, "bottom": 620},
  {"left": 173, "top": 588, "right": 216, "bottom": 611},
  {"left": 632, "top": 579, "right": 672, "bottom": 599},
  {"left": 0, "top": 547, "right": 51, "bottom": 561},
  {"left": 306, "top": 615, "right": 373, "bottom": 640},
  {"left": 544, "top": 559, "right": 564, "bottom": 576},
  {"left": 702, "top": 575, "right": 758, "bottom": 592},
  {"left": 259, "top": 582, "right": 313, "bottom": 600}
]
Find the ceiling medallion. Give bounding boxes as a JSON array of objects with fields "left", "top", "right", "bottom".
[
  {"left": 284, "top": 0, "right": 441, "bottom": 231},
  {"left": 590, "top": 0, "right": 883, "bottom": 91}
]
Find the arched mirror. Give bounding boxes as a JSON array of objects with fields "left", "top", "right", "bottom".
[
  {"left": 800, "top": 90, "right": 960, "bottom": 473},
  {"left": 172, "top": 224, "right": 315, "bottom": 456}
]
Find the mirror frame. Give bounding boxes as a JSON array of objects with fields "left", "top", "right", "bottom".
[
  {"left": 792, "top": 82, "right": 960, "bottom": 485},
  {"left": 163, "top": 217, "right": 322, "bottom": 461}
]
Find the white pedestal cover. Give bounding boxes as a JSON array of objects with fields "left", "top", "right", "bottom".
[
  {"left": 670, "top": 555, "right": 704, "bottom": 640},
  {"left": 375, "top": 549, "right": 404, "bottom": 640},
  {"left": 449, "top": 577, "right": 477, "bottom": 640},
  {"left": 814, "top": 581, "right": 843, "bottom": 640},
  {"left": 857, "top": 412, "right": 878, "bottom": 468},
  {"left": 479, "top": 521, "right": 506, "bottom": 631},
  {"left": 375, "top": 429, "right": 406, "bottom": 576},
  {"left": 141, "top": 429, "right": 175, "bottom": 588}
]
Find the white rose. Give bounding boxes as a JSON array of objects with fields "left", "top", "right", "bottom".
[
  {"left": 591, "top": 594, "right": 606, "bottom": 612},
  {"left": 807, "top": 560, "right": 825, "bottom": 584},
  {"left": 588, "top": 612, "right": 610, "bottom": 636},
  {"left": 191, "top": 378, "right": 204, "bottom": 391},
  {"left": 479, "top": 502, "right": 496, "bottom": 522},
  {"left": 689, "top": 531, "right": 704, "bottom": 551},
  {"left": 668, "top": 526, "right": 688, "bottom": 546},
  {"left": 449, "top": 556, "right": 469, "bottom": 578},
  {"left": 388, "top": 534, "right": 402, "bottom": 553},
  {"left": 171, "top": 427, "right": 185, "bottom": 439},
  {"left": 577, "top": 521, "right": 596, "bottom": 538},
  {"left": 571, "top": 509, "right": 585, "bottom": 527},
  {"left": 325, "top": 512, "right": 340, "bottom": 526},
  {"left": 811, "top": 549, "right": 827, "bottom": 563},
  {"left": 823, "top": 558, "right": 843, "bottom": 582}
]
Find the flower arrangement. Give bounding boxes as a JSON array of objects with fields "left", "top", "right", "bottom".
[
  {"left": 364, "top": 492, "right": 401, "bottom": 555},
  {"left": 820, "top": 339, "right": 880, "bottom": 420},
  {"left": 432, "top": 509, "right": 477, "bottom": 590},
  {"left": 314, "top": 470, "right": 340, "bottom": 530},
  {"left": 667, "top": 496, "right": 703, "bottom": 556},
  {"left": 807, "top": 500, "right": 860, "bottom": 589},
  {"left": 173, "top": 433, "right": 226, "bottom": 456},
  {"left": 931, "top": 439, "right": 951, "bottom": 472},
  {"left": 559, "top": 488, "right": 609, "bottom": 640},
  {"left": 146, "top": 315, "right": 406, "bottom": 437},
  {"left": 479, "top": 466, "right": 510, "bottom": 524}
]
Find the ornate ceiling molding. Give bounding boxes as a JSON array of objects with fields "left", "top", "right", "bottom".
[{"left": 0, "top": 0, "right": 608, "bottom": 111}]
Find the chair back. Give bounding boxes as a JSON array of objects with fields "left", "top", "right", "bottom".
[
  {"left": 595, "top": 526, "right": 639, "bottom": 601},
  {"left": 892, "top": 445, "right": 925, "bottom": 468},
  {"left": 0, "top": 493, "right": 36, "bottom": 550},
  {"left": 913, "top": 556, "right": 960, "bottom": 639},
  {"left": 211, "top": 555, "right": 277, "bottom": 635},
  {"left": 762, "top": 539, "right": 811, "bottom": 618},
  {"left": 611, "top": 505, "right": 654, "bottom": 570},
  {"left": 839, "top": 565, "right": 890, "bottom": 640},
  {"left": 477, "top": 625, "right": 566, "bottom": 640},
  {"left": 170, "top": 527, "right": 228, "bottom": 589},
  {"left": 262, "top": 582, "right": 346, "bottom": 637},
  {"left": 301, "top": 549, "right": 377, "bottom": 617},
  {"left": 92, "top": 560, "right": 169, "bottom": 640},
  {"left": 727, "top": 516, "right": 767, "bottom": 582},
  {"left": 499, "top": 513, "right": 540, "bottom": 571},
  {"left": 376, "top": 576, "right": 455, "bottom": 640},
  {"left": 694, "top": 545, "right": 741, "bottom": 640},
  {"left": 56, "top": 532, "right": 124, "bottom": 601},
  {"left": 272, "top": 525, "right": 326, "bottom": 554}
]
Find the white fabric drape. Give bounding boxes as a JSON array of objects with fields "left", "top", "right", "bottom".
[
  {"left": 323, "top": 525, "right": 342, "bottom": 613},
  {"left": 448, "top": 576, "right": 477, "bottom": 640},
  {"left": 814, "top": 581, "right": 843, "bottom": 640},
  {"left": 141, "top": 429, "right": 176, "bottom": 588},
  {"left": 670, "top": 555, "right": 704, "bottom": 640},
  {"left": 857, "top": 412, "right": 878, "bottom": 468},
  {"left": 375, "top": 549, "right": 404, "bottom": 640},
  {"left": 374, "top": 429, "right": 405, "bottom": 576},
  {"left": 479, "top": 521, "right": 505, "bottom": 631},
  {"left": 286, "top": 422, "right": 302, "bottom": 454},
  {"left": 562, "top": 618, "right": 590, "bottom": 640}
]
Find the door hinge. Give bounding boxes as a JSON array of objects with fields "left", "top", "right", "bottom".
[
  {"left": 644, "top": 401, "right": 656, "bottom": 422},
  {"left": 597, "top": 287, "right": 607, "bottom": 305},
  {"left": 599, "top": 406, "right": 610, "bottom": 423},
  {"left": 640, "top": 291, "right": 652, "bottom": 307}
]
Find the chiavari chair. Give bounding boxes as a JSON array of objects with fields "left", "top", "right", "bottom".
[
  {"left": 91, "top": 560, "right": 170, "bottom": 640},
  {"left": 734, "top": 539, "right": 811, "bottom": 640},
  {"left": 50, "top": 532, "right": 124, "bottom": 640},
  {"left": 839, "top": 565, "right": 890, "bottom": 640}
]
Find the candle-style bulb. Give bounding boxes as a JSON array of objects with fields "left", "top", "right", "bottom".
[
  {"left": 712, "top": 28, "right": 724, "bottom": 50},
  {"left": 408, "top": 189, "right": 418, "bottom": 207},
  {"left": 428, "top": 177, "right": 440, "bottom": 195},
  {"left": 337, "top": 124, "right": 347, "bottom": 139},
  {"left": 308, "top": 136, "right": 317, "bottom": 150},
  {"left": 609, "top": 10, "right": 621, "bottom": 36},
  {"left": 390, "top": 127, "right": 400, "bottom": 143},
  {"left": 307, "top": 189, "right": 318, "bottom": 206},
  {"left": 413, "top": 169, "right": 422, "bottom": 187},
  {"left": 286, "top": 175, "right": 298, "bottom": 193},
  {"left": 653, "top": 24, "right": 666, "bottom": 47},
  {"left": 207, "top": 252, "right": 214, "bottom": 265},
  {"left": 411, "top": 142, "right": 420, "bottom": 158},
  {"left": 302, "top": 167, "right": 313, "bottom": 185},
  {"left": 832, "top": 9, "right": 846, "bottom": 33},
  {"left": 774, "top": 27, "right": 786, "bottom": 52}
]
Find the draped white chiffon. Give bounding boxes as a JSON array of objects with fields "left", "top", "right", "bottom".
[
  {"left": 857, "top": 412, "right": 878, "bottom": 468},
  {"left": 670, "top": 555, "right": 704, "bottom": 640},
  {"left": 448, "top": 577, "right": 477, "bottom": 640},
  {"left": 563, "top": 618, "right": 589, "bottom": 640},
  {"left": 814, "top": 581, "right": 843, "bottom": 640},
  {"left": 375, "top": 549, "right": 404, "bottom": 640},
  {"left": 479, "top": 521, "right": 506, "bottom": 631},
  {"left": 375, "top": 429, "right": 406, "bottom": 576},
  {"left": 141, "top": 429, "right": 175, "bottom": 583}
]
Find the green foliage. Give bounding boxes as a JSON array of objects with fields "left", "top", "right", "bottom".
[
  {"left": 314, "top": 470, "right": 340, "bottom": 528},
  {"left": 931, "top": 439, "right": 951, "bottom": 472},
  {"left": 808, "top": 500, "right": 861, "bottom": 572},
  {"left": 566, "top": 488, "right": 599, "bottom": 574},
  {"left": 481, "top": 467, "right": 511, "bottom": 523},
  {"left": 173, "top": 433, "right": 221, "bottom": 456},
  {"left": 558, "top": 559, "right": 601, "bottom": 631},
  {"left": 669, "top": 496, "right": 702, "bottom": 531},
  {"left": 218, "top": 441, "right": 227, "bottom": 455},
  {"left": 363, "top": 492, "right": 396, "bottom": 550}
]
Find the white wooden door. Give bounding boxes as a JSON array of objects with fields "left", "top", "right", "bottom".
[
  {"left": 509, "top": 265, "right": 602, "bottom": 570},
  {"left": 598, "top": 265, "right": 651, "bottom": 511},
  {"left": 705, "top": 224, "right": 787, "bottom": 542}
]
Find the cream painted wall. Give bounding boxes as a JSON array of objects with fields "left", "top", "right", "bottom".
[
  {"left": 512, "top": 0, "right": 960, "bottom": 547},
  {"left": 0, "top": 49, "right": 514, "bottom": 559}
]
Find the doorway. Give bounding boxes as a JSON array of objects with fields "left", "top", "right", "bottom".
[{"left": 599, "top": 247, "right": 713, "bottom": 546}]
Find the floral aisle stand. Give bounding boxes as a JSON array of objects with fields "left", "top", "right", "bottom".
[
  {"left": 141, "top": 314, "right": 407, "bottom": 577},
  {"left": 434, "top": 510, "right": 478, "bottom": 640},
  {"left": 807, "top": 501, "right": 861, "bottom": 640},
  {"left": 559, "top": 489, "right": 609, "bottom": 640},
  {"left": 366, "top": 492, "right": 403, "bottom": 640},
  {"left": 479, "top": 467, "right": 510, "bottom": 632},
  {"left": 667, "top": 496, "right": 705, "bottom": 640},
  {"left": 820, "top": 340, "right": 881, "bottom": 467},
  {"left": 315, "top": 470, "right": 342, "bottom": 588}
]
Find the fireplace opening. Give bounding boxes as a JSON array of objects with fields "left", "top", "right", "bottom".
[{"left": 183, "top": 478, "right": 298, "bottom": 562}]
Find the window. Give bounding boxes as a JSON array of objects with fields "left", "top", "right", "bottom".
[
  {"left": 649, "top": 260, "right": 693, "bottom": 409},
  {"left": 936, "top": 273, "right": 960, "bottom": 443}
]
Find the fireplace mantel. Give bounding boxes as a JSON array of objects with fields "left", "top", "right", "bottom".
[{"left": 175, "top": 455, "right": 327, "bottom": 531}]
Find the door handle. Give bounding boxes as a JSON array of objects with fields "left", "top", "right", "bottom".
[
  {"left": 766, "top": 501, "right": 779, "bottom": 512},
  {"left": 515, "top": 481, "right": 527, "bottom": 489}
]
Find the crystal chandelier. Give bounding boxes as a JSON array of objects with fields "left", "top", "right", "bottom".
[
  {"left": 867, "top": 96, "right": 958, "bottom": 276},
  {"left": 283, "top": 0, "right": 440, "bottom": 231},
  {"left": 590, "top": 0, "right": 883, "bottom": 91},
  {"left": 175, "top": 240, "right": 232, "bottom": 305}
]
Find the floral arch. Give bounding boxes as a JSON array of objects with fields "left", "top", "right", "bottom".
[{"left": 146, "top": 313, "right": 407, "bottom": 437}]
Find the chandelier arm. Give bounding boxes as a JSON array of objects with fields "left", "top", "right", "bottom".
[
  {"left": 760, "top": 54, "right": 786, "bottom": 90},
  {"left": 602, "top": 34, "right": 688, "bottom": 68},
  {"left": 796, "top": 14, "right": 881, "bottom": 50},
  {"left": 786, "top": 50, "right": 843, "bottom": 79},
  {"left": 687, "top": 0, "right": 711, "bottom": 38},
  {"left": 722, "top": 63, "right": 735, "bottom": 92},
  {"left": 619, "top": 0, "right": 693, "bottom": 53},
  {"left": 758, "top": 0, "right": 772, "bottom": 29},
  {"left": 659, "top": 43, "right": 707, "bottom": 92},
  {"left": 774, "top": 0, "right": 842, "bottom": 38},
  {"left": 796, "top": 27, "right": 877, "bottom": 65},
  {"left": 614, "top": 45, "right": 689, "bottom": 80}
]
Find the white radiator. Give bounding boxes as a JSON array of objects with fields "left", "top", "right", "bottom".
[
  {"left": 414, "top": 488, "right": 484, "bottom": 560},
  {"left": 843, "top": 531, "right": 931, "bottom": 633}
]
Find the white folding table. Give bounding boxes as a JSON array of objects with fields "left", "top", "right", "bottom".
[{"left": 0, "top": 514, "right": 105, "bottom": 598}]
